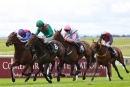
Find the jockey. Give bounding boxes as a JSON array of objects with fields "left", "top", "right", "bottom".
[
  {"left": 18, "top": 29, "right": 31, "bottom": 43},
  {"left": 35, "top": 20, "right": 56, "bottom": 54},
  {"left": 63, "top": 25, "right": 84, "bottom": 54},
  {"left": 98, "top": 31, "right": 118, "bottom": 58},
  {"left": 18, "top": 29, "right": 35, "bottom": 58}
]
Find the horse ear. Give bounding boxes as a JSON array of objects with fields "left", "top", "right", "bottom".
[
  {"left": 60, "top": 28, "right": 62, "bottom": 32},
  {"left": 92, "top": 39, "right": 94, "bottom": 42},
  {"left": 13, "top": 32, "right": 17, "bottom": 35},
  {"left": 54, "top": 29, "right": 56, "bottom": 32},
  {"left": 32, "top": 33, "right": 35, "bottom": 35}
]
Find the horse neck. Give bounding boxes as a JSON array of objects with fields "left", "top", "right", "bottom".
[
  {"left": 57, "top": 35, "right": 71, "bottom": 48},
  {"left": 98, "top": 46, "right": 107, "bottom": 55},
  {"left": 14, "top": 38, "right": 25, "bottom": 53},
  {"left": 34, "top": 41, "right": 46, "bottom": 57}
]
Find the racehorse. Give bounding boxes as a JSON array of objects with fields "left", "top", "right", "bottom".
[
  {"left": 90, "top": 39, "right": 129, "bottom": 82},
  {"left": 25, "top": 33, "right": 65, "bottom": 83},
  {"left": 5, "top": 32, "right": 35, "bottom": 82},
  {"left": 53, "top": 29, "right": 92, "bottom": 81}
]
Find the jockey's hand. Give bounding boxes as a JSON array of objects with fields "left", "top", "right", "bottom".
[
  {"left": 39, "top": 36, "right": 45, "bottom": 40},
  {"left": 64, "top": 38, "right": 70, "bottom": 42},
  {"left": 107, "top": 44, "right": 111, "bottom": 47},
  {"left": 98, "top": 42, "right": 101, "bottom": 44}
]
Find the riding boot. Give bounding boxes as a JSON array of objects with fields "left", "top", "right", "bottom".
[
  {"left": 108, "top": 47, "right": 117, "bottom": 58},
  {"left": 48, "top": 42, "right": 56, "bottom": 54},
  {"left": 75, "top": 42, "right": 84, "bottom": 54}
]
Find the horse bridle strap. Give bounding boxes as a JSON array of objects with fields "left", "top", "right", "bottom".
[
  {"left": 95, "top": 49, "right": 109, "bottom": 57},
  {"left": 95, "top": 53, "right": 106, "bottom": 57}
]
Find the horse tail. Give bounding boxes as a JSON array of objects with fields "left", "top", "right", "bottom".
[{"left": 115, "top": 47, "right": 124, "bottom": 62}]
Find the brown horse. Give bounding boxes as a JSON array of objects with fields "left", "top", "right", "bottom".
[
  {"left": 25, "top": 33, "right": 65, "bottom": 83},
  {"left": 5, "top": 32, "right": 35, "bottom": 82},
  {"left": 53, "top": 29, "right": 92, "bottom": 81},
  {"left": 90, "top": 40, "right": 129, "bottom": 82}
]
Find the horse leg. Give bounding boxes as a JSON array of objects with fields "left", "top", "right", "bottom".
[
  {"left": 38, "top": 62, "right": 52, "bottom": 83},
  {"left": 70, "top": 63, "right": 75, "bottom": 76},
  {"left": 118, "top": 59, "right": 129, "bottom": 73},
  {"left": 83, "top": 56, "right": 91, "bottom": 80},
  {"left": 111, "top": 62, "right": 123, "bottom": 80},
  {"left": 24, "top": 62, "right": 34, "bottom": 82},
  {"left": 47, "top": 60, "right": 55, "bottom": 79},
  {"left": 33, "top": 69, "right": 41, "bottom": 81},
  {"left": 44, "top": 63, "right": 50, "bottom": 79},
  {"left": 10, "top": 62, "right": 20, "bottom": 83},
  {"left": 21, "top": 64, "right": 30, "bottom": 76},
  {"left": 106, "top": 63, "right": 111, "bottom": 81},
  {"left": 57, "top": 58, "right": 64, "bottom": 82},
  {"left": 57, "top": 63, "right": 65, "bottom": 77},
  {"left": 73, "top": 61, "right": 81, "bottom": 81},
  {"left": 90, "top": 63, "right": 99, "bottom": 82}
]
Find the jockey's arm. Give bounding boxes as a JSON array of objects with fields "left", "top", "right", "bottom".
[
  {"left": 46, "top": 25, "right": 53, "bottom": 38},
  {"left": 35, "top": 29, "right": 40, "bottom": 37},
  {"left": 65, "top": 33, "right": 76, "bottom": 42},
  {"left": 21, "top": 32, "right": 30, "bottom": 41},
  {"left": 108, "top": 34, "right": 113, "bottom": 45}
]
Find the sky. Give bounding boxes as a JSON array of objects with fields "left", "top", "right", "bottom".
[{"left": 0, "top": 0, "right": 130, "bottom": 37}]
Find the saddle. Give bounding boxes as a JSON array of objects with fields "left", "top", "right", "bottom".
[{"left": 47, "top": 41, "right": 58, "bottom": 54}]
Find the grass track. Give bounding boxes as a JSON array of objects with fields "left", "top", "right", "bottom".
[{"left": 0, "top": 66, "right": 130, "bottom": 87}]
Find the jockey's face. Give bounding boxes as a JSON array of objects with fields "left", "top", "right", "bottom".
[
  {"left": 102, "top": 35, "right": 105, "bottom": 38},
  {"left": 38, "top": 26, "right": 42, "bottom": 31},
  {"left": 65, "top": 30, "right": 70, "bottom": 34}
]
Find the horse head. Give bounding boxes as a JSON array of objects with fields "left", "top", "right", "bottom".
[
  {"left": 52, "top": 28, "right": 64, "bottom": 42},
  {"left": 6, "top": 32, "right": 18, "bottom": 47},
  {"left": 91, "top": 39, "right": 102, "bottom": 53},
  {"left": 25, "top": 33, "right": 38, "bottom": 49}
]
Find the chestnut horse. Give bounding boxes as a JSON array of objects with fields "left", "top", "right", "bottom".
[
  {"left": 90, "top": 40, "right": 129, "bottom": 82},
  {"left": 25, "top": 33, "right": 65, "bottom": 83},
  {"left": 6, "top": 32, "right": 35, "bottom": 82},
  {"left": 53, "top": 29, "right": 92, "bottom": 81}
]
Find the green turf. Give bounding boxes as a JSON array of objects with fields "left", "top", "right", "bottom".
[{"left": 0, "top": 66, "right": 130, "bottom": 87}]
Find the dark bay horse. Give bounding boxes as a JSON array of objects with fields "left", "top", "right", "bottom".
[
  {"left": 25, "top": 33, "right": 65, "bottom": 83},
  {"left": 5, "top": 32, "right": 35, "bottom": 82},
  {"left": 90, "top": 40, "right": 129, "bottom": 82},
  {"left": 53, "top": 29, "right": 92, "bottom": 81}
]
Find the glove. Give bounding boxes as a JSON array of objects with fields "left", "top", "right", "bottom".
[{"left": 64, "top": 38, "right": 69, "bottom": 42}]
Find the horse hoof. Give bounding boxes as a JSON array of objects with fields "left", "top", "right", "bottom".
[
  {"left": 24, "top": 79, "right": 28, "bottom": 82},
  {"left": 49, "top": 80, "right": 52, "bottom": 83},
  {"left": 109, "top": 79, "right": 111, "bottom": 81},
  {"left": 120, "top": 77, "right": 123, "bottom": 80},
  {"left": 57, "top": 78, "right": 60, "bottom": 82},
  {"left": 82, "top": 76, "right": 86, "bottom": 80},
  {"left": 33, "top": 78, "right": 37, "bottom": 81},
  {"left": 12, "top": 78, "right": 15, "bottom": 83},
  {"left": 73, "top": 77, "right": 76, "bottom": 81},
  {"left": 60, "top": 74, "right": 66, "bottom": 77},
  {"left": 126, "top": 70, "right": 129, "bottom": 73}
]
